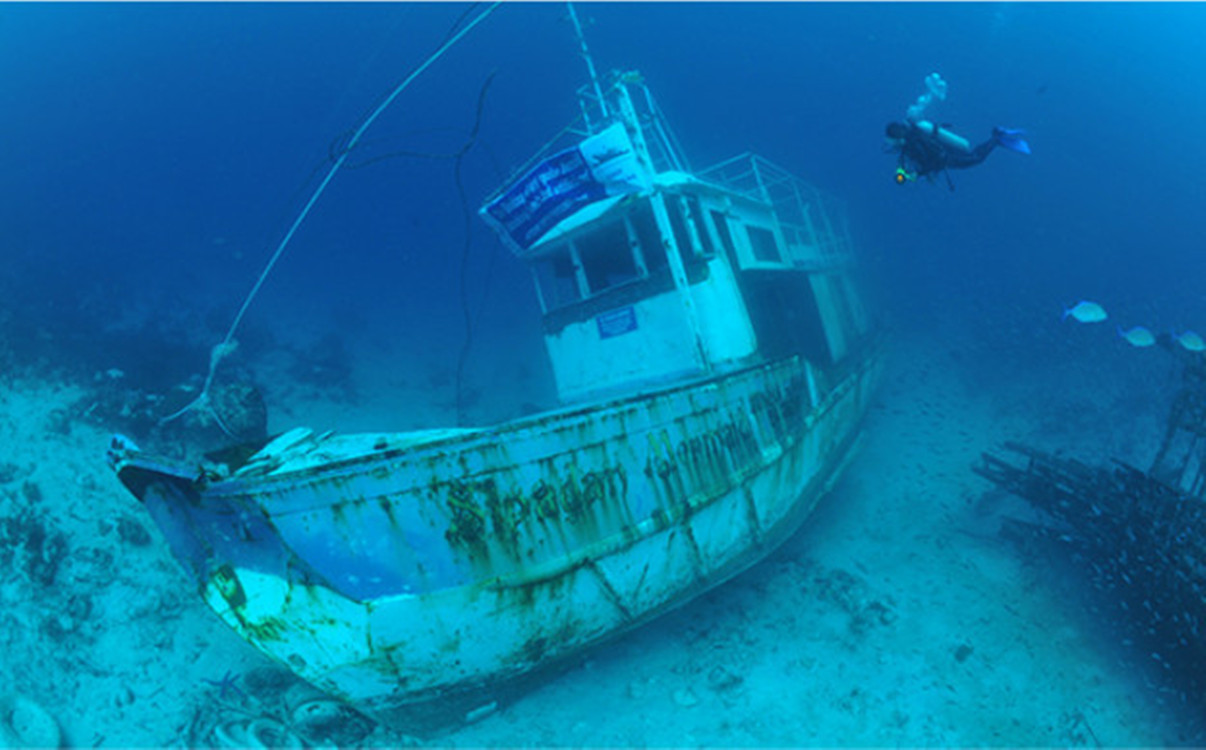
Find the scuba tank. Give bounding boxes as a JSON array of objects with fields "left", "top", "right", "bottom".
[{"left": 911, "top": 120, "right": 971, "bottom": 153}]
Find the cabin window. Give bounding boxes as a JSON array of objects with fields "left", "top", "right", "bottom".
[
  {"left": 630, "top": 201, "right": 668, "bottom": 275},
  {"left": 577, "top": 220, "right": 639, "bottom": 293},
  {"left": 664, "top": 197, "right": 694, "bottom": 261},
  {"left": 533, "top": 214, "right": 648, "bottom": 311},
  {"left": 746, "top": 225, "right": 783, "bottom": 263},
  {"left": 710, "top": 210, "right": 736, "bottom": 255},
  {"left": 530, "top": 199, "right": 680, "bottom": 314},
  {"left": 533, "top": 250, "right": 584, "bottom": 309}
]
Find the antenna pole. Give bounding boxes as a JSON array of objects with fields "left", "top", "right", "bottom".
[{"left": 567, "top": 2, "right": 608, "bottom": 118}]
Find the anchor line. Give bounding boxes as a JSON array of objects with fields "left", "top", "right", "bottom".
[{"left": 160, "top": 1, "right": 502, "bottom": 430}]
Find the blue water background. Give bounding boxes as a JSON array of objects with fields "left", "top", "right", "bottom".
[{"left": 1, "top": 1, "right": 1202, "bottom": 416}]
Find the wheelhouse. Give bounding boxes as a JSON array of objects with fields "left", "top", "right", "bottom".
[{"left": 483, "top": 72, "right": 873, "bottom": 404}]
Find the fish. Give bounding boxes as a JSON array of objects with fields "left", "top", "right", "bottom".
[
  {"left": 1117, "top": 325, "right": 1156, "bottom": 348},
  {"left": 1062, "top": 300, "right": 1108, "bottom": 323},
  {"left": 1174, "top": 330, "right": 1205, "bottom": 352}
]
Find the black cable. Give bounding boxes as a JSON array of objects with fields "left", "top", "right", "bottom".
[
  {"left": 452, "top": 70, "right": 497, "bottom": 426},
  {"left": 287, "top": 69, "right": 499, "bottom": 427},
  {"left": 439, "top": 3, "right": 483, "bottom": 48},
  {"left": 347, "top": 69, "right": 496, "bottom": 171},
  {"left": 322, "top": 3, "right": 484, "bottom": 167}
]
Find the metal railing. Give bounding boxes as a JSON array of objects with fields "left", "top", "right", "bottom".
[
  {"left": 697, "top": 153, "right": 854, "bottom": 264},
  {"left": 483, "top": 70, "right": 857, "bottom": 269},
  {"left": 482, "top": 71, "right": 686, "bottom": 208},
  {"left": 569, "top": 71, "right": 690, "bottom": 175}
]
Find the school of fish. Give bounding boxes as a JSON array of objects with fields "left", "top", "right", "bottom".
[{"left": 1063, "top": 299, "right": 1205, "bottom": 352}]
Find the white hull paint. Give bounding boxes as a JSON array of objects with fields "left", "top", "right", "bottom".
[{"left": 114, "top": 347, "right": 880, "bottom": 729}]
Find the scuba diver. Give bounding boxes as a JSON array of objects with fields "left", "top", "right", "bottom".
[{"left": 887, "top": 73, "right": 1030, "bottom": 190}]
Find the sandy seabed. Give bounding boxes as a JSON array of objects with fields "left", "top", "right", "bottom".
[{"left": 0, "top": 328, "right": 1197, "bottom": 748}]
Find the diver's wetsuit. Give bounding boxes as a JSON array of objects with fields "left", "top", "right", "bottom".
[{"left": 890, "top": 120, "right": 997, "bottom": 187}]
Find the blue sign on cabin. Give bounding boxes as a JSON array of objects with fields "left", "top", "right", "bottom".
[
  {"left": 482, "top": 123, "right": 649, "bottom": 252},
  {"left": 597, "top": 306, "right": 638, "bottom": 339}
]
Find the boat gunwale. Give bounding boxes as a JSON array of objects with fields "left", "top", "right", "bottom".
[{"left": 215, "top": 353, "right": 813, "bottom": 490}]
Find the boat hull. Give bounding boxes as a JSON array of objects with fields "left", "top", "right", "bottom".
[{"left": 111, "top": 346, "right": 881, "bottom": 730}]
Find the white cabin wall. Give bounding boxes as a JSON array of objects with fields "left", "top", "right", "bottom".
[
  {"left": 689, "top": 256, "right": 758, "bottom": 363},
  {"left": 808, "top": 272, "right": 851, "bottom": 362},
  {"left": 545, "top": 291, "right": 706, "bottom": 403}
]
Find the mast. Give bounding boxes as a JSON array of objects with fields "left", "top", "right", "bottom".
[{"left": 567, "top": 2, "right": 609, "bottom": 122}]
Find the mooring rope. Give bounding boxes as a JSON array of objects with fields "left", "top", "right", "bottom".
[{"left": 161, "top": 2, "right": 502, "bottom": 431}]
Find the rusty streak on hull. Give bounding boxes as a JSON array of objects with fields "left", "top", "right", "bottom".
[{"left": 116, "top": 346, "right": 881, "bottom": 731}]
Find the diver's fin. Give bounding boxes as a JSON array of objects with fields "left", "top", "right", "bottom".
[{"left": 993, "top": 126, "right": 1031, "bottom": 155}]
